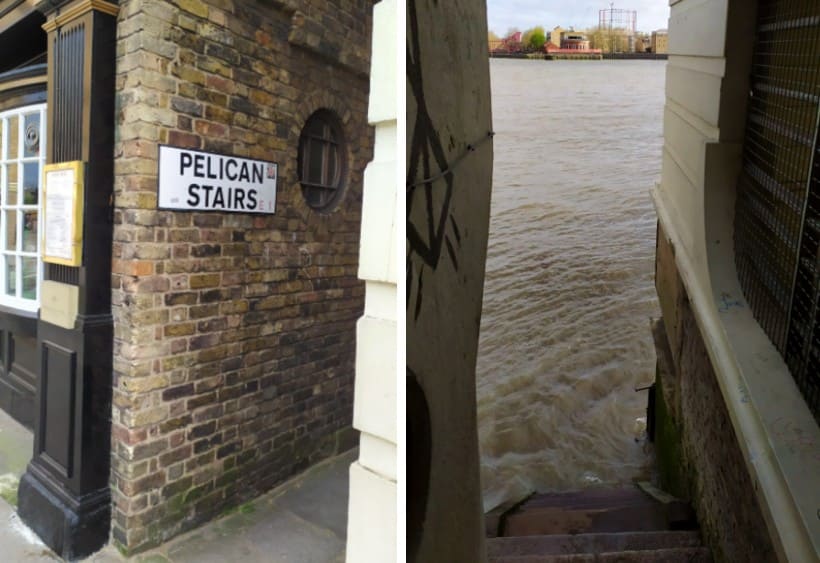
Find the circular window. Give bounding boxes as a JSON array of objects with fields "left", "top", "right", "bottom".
[{"left": 298, "top": 110, "right": 346, "bottom": 211}]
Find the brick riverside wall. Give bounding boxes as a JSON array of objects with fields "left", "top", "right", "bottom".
[{"left": 111, "top": 0, "right": 373, "bottom": 552}]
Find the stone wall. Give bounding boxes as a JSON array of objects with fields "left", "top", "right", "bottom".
[
  {"left": 653, "top": 225, "right": 776, "bottom": 563},
  {"left": 110, "top": 0, "right": 373, "bottom": 552}
]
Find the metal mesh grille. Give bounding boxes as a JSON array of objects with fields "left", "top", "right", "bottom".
[{"left": 735, "top": 0, "right": 820, "bottom": 423}]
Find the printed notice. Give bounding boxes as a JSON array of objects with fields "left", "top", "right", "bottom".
[{"left": 43, "top": 162, "right": 83, "bottom": 266}]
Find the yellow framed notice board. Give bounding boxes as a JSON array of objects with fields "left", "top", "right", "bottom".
[{"left": 42, "top": 161, "right": 84, "bottom": 266}]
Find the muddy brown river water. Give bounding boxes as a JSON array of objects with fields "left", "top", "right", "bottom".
[{"left": 477, "top": 58, "right": 666, "bottom": 510}]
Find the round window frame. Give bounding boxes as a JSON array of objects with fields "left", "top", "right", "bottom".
[{"left": 297, "top": 109, "right": 348, "bottom": 213}]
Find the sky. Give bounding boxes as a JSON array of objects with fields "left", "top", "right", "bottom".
[{"left": 486, "top": 1, "right": 670, "bottom": 36}]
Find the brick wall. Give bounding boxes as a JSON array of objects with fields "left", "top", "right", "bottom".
[{"left": 111, "top": 0, "right": 373, "bottom": 552}]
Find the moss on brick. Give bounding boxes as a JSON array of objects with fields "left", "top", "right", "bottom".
[
  {"left": 114, "top": 539, "right": 130, "bottom": 558},
  {"left": 170, "top": 493, "right": 187, "bottom": 513},
  {"left": 653, "top": 367, "right": 688, "bottom": 500}
]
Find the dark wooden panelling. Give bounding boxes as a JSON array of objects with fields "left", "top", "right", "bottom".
[
  {"left": 0, "top": 60, "right": 46, "bottom": 431},
  {"left": 0, "top": 312, "right": 37, "bottom": 429},
  {"left": 0, "top": 9, "right": 46, "bottom": 73},
  {"left": 42, "top": 21, "right": 85, "bottom": 286},
  {"left": 41, "top": 341, "right": 76, "bottom": 478},
  {"left": 0, "top": 63, "right": 46, "bottom": 111},
  {"left": 53, "top": 21, "right": 84, "bottom": 163},
  {"left": 11, "top": 331, "right": 37, "bottom": 389},
  {"left": 0, "top": 85, "right": 45, "bottom": 113},
  {"left": 17, "top": 7, "right": 116, "bottom": 559},
  {"left": 45, "top": 263, "right": 80, "bottom": 285}
]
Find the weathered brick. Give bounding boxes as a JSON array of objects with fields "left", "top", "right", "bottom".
[
  {"left": 164, "top": 323, "right": 195, "bottom": 337},
  {"left": 170, "top": 96, "right": 203, "bottom": 117},
  {"left": 189, "top": 273, "right": 220, "bottom": 289},
  {"left": 177, "top": 0, "right": 209, "bottom": 19},
  {"left": 124, "top": 406, "right": 169, "bottom": 428},
  {"left": 159, "top": 414, "right": 192, "bottom": 434},
  {"left": 165, "top": 292, "right": 197, "bottom": 306},
  {"left": 189, "top": 304, "right": 220, "bottom": 318},
  {"left": 159, "top": 445, "right": 193, "bottom": 468},
  {"left": 188, "top": 421, "right": 216, "bottom": 440},
  {"left": 121, "top": 471, "right": 166, "bottom": 497},
  {"left": 162, "top": 384, "right": 195, "bottom": 402},
  {"left": 167, "top": 130, "right": 201, "bottom": 148},
  {"left": 217, "top": 442, "right": 240, "bottom": 459},
  {"left": 187, "top": 392, "right": 217, "bottom": 410},
  {"left": 161, "top": 476, "right": 192, "bottom": 499},
  {"left": 120, "top": 375, "right": 169, "bottom": 394},
  {"left": 190, "top": 244, "right": 221, "bottom": 257},
  {"left": 127, "top": 438, "right": 169, "bottom": 462},
  {"left": 192, "top": 434, "right": 221, "bottom": 455}
]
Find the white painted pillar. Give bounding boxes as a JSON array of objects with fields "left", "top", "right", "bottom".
[{"left": 345, "top": 0, "right": 397, "bottom": 561}]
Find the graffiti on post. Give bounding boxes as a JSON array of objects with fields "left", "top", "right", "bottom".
[{"left": 406, "top": 0, "right": 463, "bottom": 321}]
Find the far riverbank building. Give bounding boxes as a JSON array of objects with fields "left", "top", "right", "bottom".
[{"left": 0, "top": 0, "right": 380, "bottom": 557}]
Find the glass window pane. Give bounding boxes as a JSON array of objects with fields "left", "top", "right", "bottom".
[
  {"left": 308, "top": 139, "right": 324, "bottom": 184},
  {"left": 306, "top": 119, "right": 325, "bottom": 137},
  {"left": 326, "top": 146, "right": 338, "bottom": 186},
  {"left": 7, "top": 115, "right": 18, "bottom": 160},
  {"left": 21, "top": 257, "right": 36, "bottom": 300},
  {"left": 23, "top": 162, "right": 39, "bottom": 205},
  {"left": 0, "top": 106, "right": 44, "bottom": 307},
  {"left": 5, "top": 211, "right": 17, "bottom": 251},
  {"left": 23, "top": 113, "right": 41, "bottom": 158},
  {"left": 7, "top": 163, "right": 18, "bottom": 205},
  {"left": 306, "top": 187, "right": 321, "bottom": 207},
  {"left": 319, "top": 188, "right": 331, "bottom": 207},
  {"left": 300, "top": 140, "right": 310, "bottom": 180},
  {"left": 5, "top": 257, "right": 16, "bottom": 297},
  {"left": 23, "top": 211, "right": 37, "bottom": 252},
  {"left": 299, "top": 113, "right": 344, "bottom": 211}
]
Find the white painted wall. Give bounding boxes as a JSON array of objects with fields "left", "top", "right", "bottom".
[
  {"left": 654, "top": 1, "right": 820, "bottom": 559},
  {"left": 345, "top": 0, "right": 398, "bottom": 561}
]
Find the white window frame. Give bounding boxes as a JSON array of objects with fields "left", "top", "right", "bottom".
[{"left": 0, "top": 103, "right": 46, "bottom": 313}]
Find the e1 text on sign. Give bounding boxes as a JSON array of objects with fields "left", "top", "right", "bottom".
[{"left": 158, "top": 146, "right": 277, "bottom": 213}]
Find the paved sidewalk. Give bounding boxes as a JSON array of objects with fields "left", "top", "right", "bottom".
[{"left": 0, "top": 409, "right": 354, "bottom": 563}]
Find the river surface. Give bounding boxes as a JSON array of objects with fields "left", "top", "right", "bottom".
[{"left": 477, "top": 59, "right": 666, "bottom": 511}]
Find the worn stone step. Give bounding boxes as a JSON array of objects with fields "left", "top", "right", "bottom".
[
  {"left": 521, "top": 489, "right": 652, "bottom": 509},
  {"left": 487, "top": 493, "right": 536, "bottom": 538},
  {"left": 488, "top": 546, "right": 713, "bottom": 563},
  {"left": 504, "top": 502, "right": 670, "bottom": 536},
  {"left": 487, "top": 531, "right": 704, "bottom": 557},
  {"left": 502, "top": 488, "right": 696, "bottom": 536}
]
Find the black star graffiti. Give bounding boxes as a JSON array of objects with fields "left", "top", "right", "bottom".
[{"left": 406, "top": 0, "right": 463, "bottom": 322}]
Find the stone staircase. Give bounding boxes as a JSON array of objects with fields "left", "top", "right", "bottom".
[{"left": 486, "top": 484, "right": 712, "bottom": 562}]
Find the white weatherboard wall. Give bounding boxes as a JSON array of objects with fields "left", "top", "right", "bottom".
[
  {"left": 654, "top": 0, "right": 820, "bottom": 560},
  {"left": 346, "top": 0, "right": 397, "bottom": 561}
]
